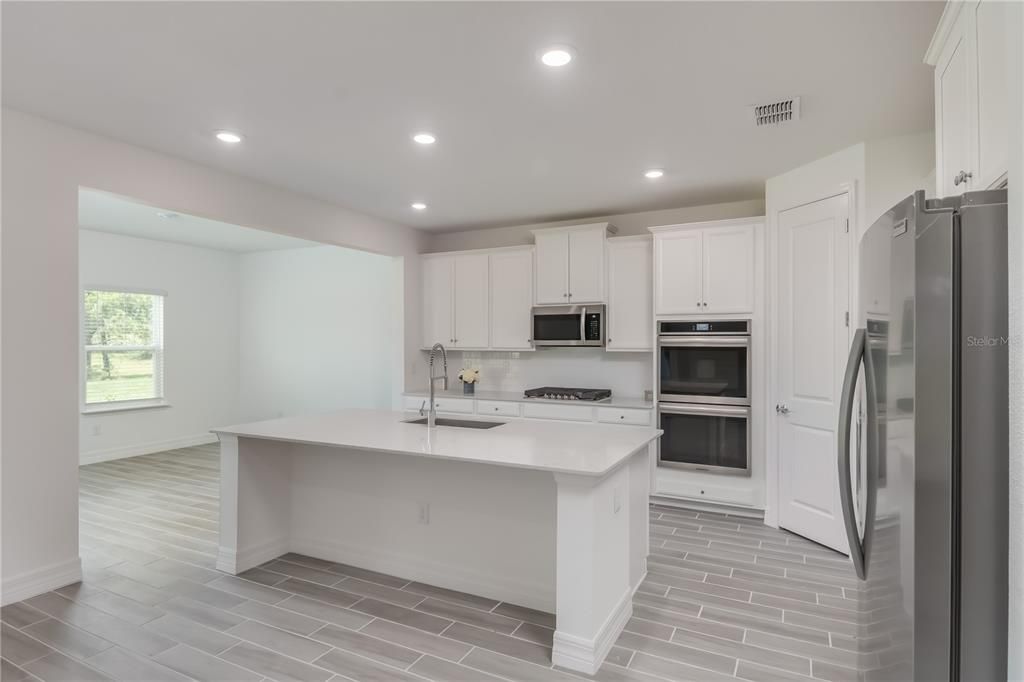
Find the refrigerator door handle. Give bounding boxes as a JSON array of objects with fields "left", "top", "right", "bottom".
[{"left": 838, "top": 328, "right": 878, "bottom": 580}]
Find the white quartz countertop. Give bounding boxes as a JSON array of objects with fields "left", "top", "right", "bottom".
[
  {"left": 212, "top": 409, "right": 661, "bottom": 477},
  {"left": 403, "top": 388, "right": 654, "bottom": 410}
]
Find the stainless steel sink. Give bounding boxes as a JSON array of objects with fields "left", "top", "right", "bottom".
[{"left": 403, "top": 417, "right": 505, "bottom": 429}]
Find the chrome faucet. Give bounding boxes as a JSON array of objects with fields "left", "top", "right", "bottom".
[{"left": 425, "top": 343, "right": 448, "bottom": 428}]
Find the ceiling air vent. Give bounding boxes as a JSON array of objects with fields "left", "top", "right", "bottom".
[{"left": 751, "top": 97, "right": 801, "bottom": 127}]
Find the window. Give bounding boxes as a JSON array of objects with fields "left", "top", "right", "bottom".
[{"left": 83, "top": 289, "right": 165, "bottom": 410}]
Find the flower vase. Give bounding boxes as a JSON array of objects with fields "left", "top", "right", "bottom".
[{"left": 463, "top": 382, "right": 475, "bottom": 395}]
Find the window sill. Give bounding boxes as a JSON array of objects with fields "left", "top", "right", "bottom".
[{"left": 82, "top": 400, "right": 170, "bottom": 415}]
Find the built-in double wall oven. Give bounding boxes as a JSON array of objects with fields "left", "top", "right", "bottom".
[{"left": 657, "top": 320, "right": 751, "bottom": 475}]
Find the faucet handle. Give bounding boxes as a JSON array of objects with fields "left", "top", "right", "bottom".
[{"left": 419, "top": 400, "right": 426, "bottom": 417}]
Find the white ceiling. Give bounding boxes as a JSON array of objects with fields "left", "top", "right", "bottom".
[
  {"left": 4, "top": 2, "right": 942, "bottom": 232},
  {"left": 79, "top": 189, "right": 318, "bottom": 253}
]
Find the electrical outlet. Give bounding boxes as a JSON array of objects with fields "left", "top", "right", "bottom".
[{"left": 418, "top": 501, "right": 430, "bottom": 524}]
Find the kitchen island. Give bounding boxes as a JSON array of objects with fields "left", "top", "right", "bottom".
[{"left": 212, "top": 409, "right": 661, "bottom": 674}]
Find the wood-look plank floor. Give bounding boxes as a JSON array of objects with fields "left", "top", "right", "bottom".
[{"left": 1, "top": 446, "right": 868, "bottom": 682}]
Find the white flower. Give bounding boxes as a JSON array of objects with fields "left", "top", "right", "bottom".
[{"left": 458, "top": 368, "right": 480, "bottom": 384}]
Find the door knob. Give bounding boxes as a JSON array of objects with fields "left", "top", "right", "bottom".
[{"left": 775, "top": 403, "right": 790, "bottom": 414}]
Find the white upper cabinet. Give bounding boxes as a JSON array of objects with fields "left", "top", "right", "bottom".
[
  {"left": 420, "top": 253, "right": 489, "bottom": 350},
  {"left": 421, "top": 255, "right": 454, "bottom": 348},
  {"left": 653, "top": 229, "right": 702, "bottom": 315},
  {"left": 452, "top": 254, "right": 490, "bottom": 349},
  {"left": 421, "top": 247, "right": 534, "bottom": 352},
  {"left": 532, "top": 223, "right": 611, "bottom": 305},
  {"left": 934, "top": 9, "right": 973, "bottom": 196},
  {"left": 489, "top": 248, "right": 534, "bottom": 350},
  {"left": 972, "top": 0, "right": 1008, "bottom": 190},
  {"left": 533, "top": 231, "right": 570, "bottom": 304},
  {"left": 927, "top": 0, "right": 1010, "bottom": 196},
  {"left": 702, "top": 225, "right": 755, "bottom": 314},
  {"left": 606, "top": 237, "right": 652, "bottom": 351},
  {"left": 567, "top": 227, "right": 606, "bottom": 303},
  {"left": 651, "top": 219, "right": 759, "bottom": 316}
]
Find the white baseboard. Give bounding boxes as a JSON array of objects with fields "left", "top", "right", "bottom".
[
  {"left": 651, "top": 494, "right": 765, "bottom": 520},
  {"left": 290, "top": 535, "right": 555, "bottom": 612},
  {"left": 1, "top": 556, "right": 83, "bottom": 606},
  {"left": 80, "top": 432, "right": 218, "bottom": 465},
  {"left": 216, "top": 537, "right": 288, "bottom": 574},
  {"left": 551, "top": 586, "right": 633, "bottom": 675}
]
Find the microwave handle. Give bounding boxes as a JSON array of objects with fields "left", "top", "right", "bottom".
[{"left": 580, "top": 307, "right": 586, "bottom": 341}]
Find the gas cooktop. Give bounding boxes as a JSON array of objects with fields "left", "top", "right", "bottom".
[{"left": 524, "top": 387, "right": 612, "bottom": 402}]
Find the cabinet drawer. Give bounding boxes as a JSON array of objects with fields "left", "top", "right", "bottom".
[
  {"left": 521, "top": 402, "right": 594, "bottom": 422},
  {"left": 596, "top": 407, "right": 651, "bottom": 426},
  {"left": 432, "top": 397, "right": 474, "bottom": 414},
  {"left": 403, "top": 396, "right": 474, "bottom": 414},
  {"left": 476, "top": 400, "right": 521, "bottom": 417}
]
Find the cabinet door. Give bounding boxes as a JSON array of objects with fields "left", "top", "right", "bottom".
[
  {"left": 452, "top": 253, "right": 489, "bottom": 349},
  {"left": 654, "top": 230, "right": 703, "bottom": 315},
  {"left": 607, "top": 239, "right": 652, "bottom": 351},
  {"left": 567, "top": 228, "right": 606, "bottom": 303},
  {"left": 489, "top": 249, "right": 534, "bottom": 350},
  {"left": 935, "top": 11, "right": 974, "bottom": 197},
  {"left": 534, "top": 231, "right": 569, "bottom": 304},
  {"left": 421, "top": 256, "right": 453, "bottom": 348},
  {"left": 974, "top": 0, "right": 1008, "bottom": 189},
  {"left": 702, "top": 225, "right": 755, "bottom": 314}
]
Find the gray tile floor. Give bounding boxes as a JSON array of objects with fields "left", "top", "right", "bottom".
[{"left": 0, "top": 446, "right": 866, "bottom": 682}]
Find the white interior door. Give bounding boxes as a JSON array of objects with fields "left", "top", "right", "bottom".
[{"left": 776, "top": 193, "right": 851, "bottom": 553}]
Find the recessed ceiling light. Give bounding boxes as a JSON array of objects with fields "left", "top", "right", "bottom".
[
  {"left": 156, "top": 211, "right": 180, "bottom": 220},
  {"left": 540, "top": 47, "right": 574, "bottom": 67},
  {"left": 411, "top": 202, "right": 427, "bottom": 211},
  {"left": 412, "top": 132, "right": 436, "bottom": 145},
  {"left": 644, "top": 169, "right": 665, "bottom": 179},
  {"left": 215, "top": 130, "right": 243, "bottom": 144}
]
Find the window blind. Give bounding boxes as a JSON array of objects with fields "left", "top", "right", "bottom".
[{"left": 83, "top": 290, "right": 165, "bottom": 406}]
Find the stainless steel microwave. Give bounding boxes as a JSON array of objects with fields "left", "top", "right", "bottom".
[{"left": 531, "top": 305, "right": 605, "bottom": 347}]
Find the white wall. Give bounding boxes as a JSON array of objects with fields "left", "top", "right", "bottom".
[
  {"left": 78, "top": 230, "right": 240, "bottom": 463},
  {"left": 0, "top": 109, "right": 422, "bottom": 604},
  {"left": 865, "top": 131, "right": 936, "bottom": 227},
  {"left": 437, "top": 349, "right": 653, "bottom": 399},
  {"left": 1006, "top": 1, "right": 1023, "bottom": 675},
  {"left": 238, "top": 245, "right": 397, "bottom": 421},
  {"left": 425, "top": 199, "right": 765, "bottom": 253}
]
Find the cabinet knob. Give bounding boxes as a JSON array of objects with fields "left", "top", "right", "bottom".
[
  {"left": 696, "top": 301, "right": 701, "bottom": 306},
  {"left": 703, "top": 302, "right": 708, "bottom": 307},
  {"left": 953, "top": 170, "right": 973, "bottom": 186}
]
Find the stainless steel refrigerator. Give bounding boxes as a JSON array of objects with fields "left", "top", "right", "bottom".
[{"left": 838, "top": 189, "right": 1008, "bottom": 681}]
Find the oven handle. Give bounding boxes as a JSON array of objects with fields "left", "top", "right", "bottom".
[
  {"left": 658, "top": 403, "right": 751, "bottom": 418},
  {"left": 657, "top": 336, "right": 750, "bottom": 348}
]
